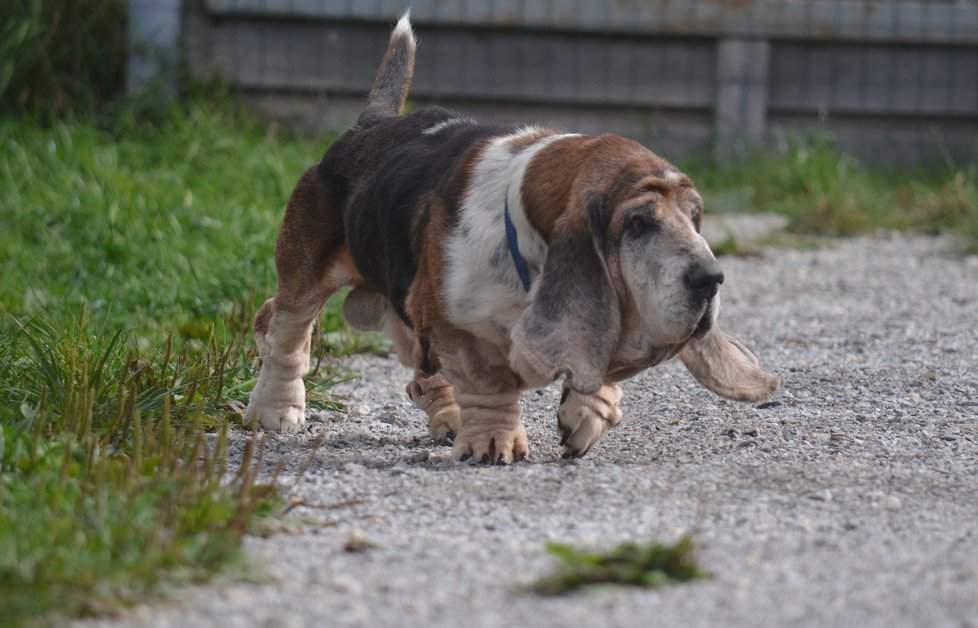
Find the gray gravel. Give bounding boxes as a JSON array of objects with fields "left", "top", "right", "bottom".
[{"left": 95, "top": 231, "right": 978, "bottom": 628}]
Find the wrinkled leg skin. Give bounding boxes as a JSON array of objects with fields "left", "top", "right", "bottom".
[
  {"left": 452, "top": 386, "right": 528, "bottom": 464},
  {"left": 432, "top": 338, "right": 529, "bottom": 464},
  {"left": 557, "top": 383, "right": 623, "bottom": 458},
  {"left": 244, "top": 166, "right": 352, "bottom": 433}
]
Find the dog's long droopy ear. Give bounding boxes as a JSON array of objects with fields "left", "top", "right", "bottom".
[
  {"left": 679, "top": 328, "right": 780, "bottom": 402},
  {"left": 511, "top": 208, "right": 620, "bottom": 396}
]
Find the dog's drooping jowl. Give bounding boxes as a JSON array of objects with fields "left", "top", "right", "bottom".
[{"left": 244, "top": 13, "right": 779, "bottom": 464}]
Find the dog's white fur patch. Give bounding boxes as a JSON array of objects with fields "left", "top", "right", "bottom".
[
  {"left": 443, "top": 130, "right": 578, "bottom": 343},
  {"left": 422, "top": 117, "right": 475, "bottom": 136}
]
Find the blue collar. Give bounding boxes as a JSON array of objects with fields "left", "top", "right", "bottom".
[{"left": 504, "top": 188, "right": 532, "bottom": 292}]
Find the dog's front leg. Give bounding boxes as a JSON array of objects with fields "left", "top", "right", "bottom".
[
  {"left": 451, "top": 385, "right": 527, "bottom": 464},
  {"left": 557, "top": 383, "right": 623, "bottom": 458},
  {"left": 435, "top": 342, "right": 528, "bottom": 464}
]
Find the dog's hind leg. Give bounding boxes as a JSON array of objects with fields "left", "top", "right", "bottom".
[
  {"left": 406, "top": 371, "right": 460, "bottom": 442},
  {"left": 381, "top": 312, "right": 461, "bottom": 442},
  {"left": 245, "top": 166, "right": 353, "bottom": 433},
  {"left": 343, "top": 289, "right": 461, "bottom": 441}
]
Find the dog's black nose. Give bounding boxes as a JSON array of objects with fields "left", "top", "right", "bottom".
[{"left": 685, "top": 261, "right": 724, "bottom": 300}]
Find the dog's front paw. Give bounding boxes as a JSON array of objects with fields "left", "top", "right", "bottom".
[
  {"left": 557, "top": 384, "right": 623, "bottom": 458},
  {"left": 244, "top": 401, "right": 306, "bottom": 434},
  {"left": 452, "top": 422, "right": 529, "bottom": 465}
]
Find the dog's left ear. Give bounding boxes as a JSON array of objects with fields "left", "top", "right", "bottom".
[
  {"left": 511, "top": 199, "right": 620, "bottom": 395},
  {"left": 679, "top": 328, "right": 780, "bottom": 402}
]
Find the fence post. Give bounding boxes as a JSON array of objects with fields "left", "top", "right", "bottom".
[
  {"left": 714, "top": 38, "right": 770, "bottom": 160},
  {"left": 127, "top": 0, "right": 183, "bottom": 94}
]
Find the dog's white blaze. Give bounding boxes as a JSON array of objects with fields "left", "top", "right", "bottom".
[
  {"left": 422, "top": 117, "right": 474, "bottom": 136},
  {"left": 444, "top": 130, "right": 578, "bottom": 341},
  {"left": 662, "top": 169, "right": 684, "bottom": 183}
]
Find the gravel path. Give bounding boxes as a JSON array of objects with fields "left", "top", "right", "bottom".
[{"left": 97, "top": 232, "right": 977, "bottom": 628}]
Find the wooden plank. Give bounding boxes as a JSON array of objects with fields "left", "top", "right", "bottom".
[
  {"left": 769, "top": 43, "right": 978, "bottom": 117},
  {"left": 206, "top": 0, "right": 978, "bottom": 45},
  {"left": 239, "top": 91, "right": 714, "bottom": 158},
  {"left": 240, "top": 90, "right": 978, "bottom": 167},
  {"left": 209, "top": 20, "right": 716, "bottom": 109}
]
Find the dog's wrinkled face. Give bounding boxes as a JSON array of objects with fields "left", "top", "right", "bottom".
[
  {"left": 610, "top": 165, "right": 722, "bottom": 348},
  {"left": 512, "top": 138, "right": 742, "bottom": 396}
]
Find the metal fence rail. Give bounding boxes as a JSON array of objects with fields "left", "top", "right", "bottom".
[{"left": 185, "top": 0, "right": 978, "bottom": 166}]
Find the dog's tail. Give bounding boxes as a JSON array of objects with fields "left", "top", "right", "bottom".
[{"left": 360, "top": 11, "right": 416, "bottom": 125}]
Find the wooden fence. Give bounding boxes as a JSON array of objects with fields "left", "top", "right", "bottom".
[{"left": 184, "top": 0, "right": 978, "bottom": 165}]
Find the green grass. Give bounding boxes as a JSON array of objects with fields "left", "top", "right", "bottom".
[
  {"left": 0, "top": 0, "right": 127, "bottom": 121},
  {"left": 0, "top": 105, "right": 367, "bottom": 625},
  {"left": 688, "top": 139, "right": 978, "bottom": 251},
  {"left": 532, "top": 536, "right": 708, "bottom": 595},
  {"left": 1, "top": 104, "right": 311, "bottom": 335}
]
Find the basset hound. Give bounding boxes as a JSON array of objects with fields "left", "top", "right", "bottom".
[{"left": 244, "top": 12, "right": 779, "bottom": 464}]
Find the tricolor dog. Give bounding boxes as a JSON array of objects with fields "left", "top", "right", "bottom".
[{"left": 244, "top": 13, "right": 779, "bottom": 464}]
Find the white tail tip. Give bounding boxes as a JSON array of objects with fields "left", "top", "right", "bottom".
[{"left": 392, "top": 10, "right": 414, "bottom": 42}]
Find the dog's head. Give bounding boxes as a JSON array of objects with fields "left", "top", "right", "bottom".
[
  {"left": 603, "top": 151, "right": 720, "bottom": 348},
  {"left": 511, "top": 135, "right": 778, "bottom": 400}
]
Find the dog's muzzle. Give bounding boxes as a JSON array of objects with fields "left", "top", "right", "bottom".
[{"left": 687, "top": 260, "right": 723, "bottom": 339}]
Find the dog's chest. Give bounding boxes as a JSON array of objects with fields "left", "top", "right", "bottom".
[
  {"left": 442, "top": 204, "right": 537, "bottom": 346},
  {"left": 441, "top": 133, "right": 572, "bottom": 345}
]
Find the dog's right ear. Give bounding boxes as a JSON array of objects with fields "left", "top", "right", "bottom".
[
  {"left": 679, "top": 328, "right": 780, "bottom": 402},
  {"left": 511, "top": 199, "right": 620, "bottom": 395}
]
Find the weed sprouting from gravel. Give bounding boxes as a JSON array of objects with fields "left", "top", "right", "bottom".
[{"left": 532, "top": 536, "right": 708, "bottom": 595}]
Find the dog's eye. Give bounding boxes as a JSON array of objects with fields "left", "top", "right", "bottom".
[{"left": 627, "top": 215, "right": 655, "bottom": 237}]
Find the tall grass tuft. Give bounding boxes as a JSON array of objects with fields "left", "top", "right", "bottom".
[{"left": 0, "top": 306, "right": 280, "bottom": 625}]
